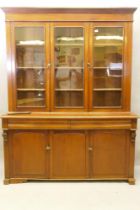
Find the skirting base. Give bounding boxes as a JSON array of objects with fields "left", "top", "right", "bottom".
[
  {"left": 128, "top": 178, "right": 135, "bottom": 185},
  {"left": 4, "top": 178, "right": 27, "bottom": 185},
  {"left": 4, "top": 178, "right": 136, "bottom": 185}
]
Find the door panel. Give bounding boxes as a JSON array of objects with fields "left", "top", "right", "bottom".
[
  {"left": 10, "top": 131, "right": 49, "bottom": 178},
  {"left": 89, "top": 130, "right": 129, "bottom": 178},
  {"left": 50, "top": 131, "right": 87, "bottom": 179}
]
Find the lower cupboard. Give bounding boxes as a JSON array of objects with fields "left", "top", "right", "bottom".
[{"left": 4, "top": 129, "right": 133, "bottom": 184}]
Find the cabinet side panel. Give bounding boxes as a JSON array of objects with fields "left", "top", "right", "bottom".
[
  {"left": 123, "top": 22, "right": 132, "bottom": 111},
  {"left": 6, "top": 22, "right": 16, "bottom": 111}
]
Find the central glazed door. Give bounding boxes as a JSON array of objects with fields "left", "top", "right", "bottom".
[
  {"left": 50, "top": 22, "right": 89, "bottom": 111},
  {"left": 50, "top": 131, "right": 87, "bottom": 179}
]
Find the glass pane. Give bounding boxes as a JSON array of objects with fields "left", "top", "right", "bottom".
[
  {"left": 55, "top": 68, "right": 83, "bottom": 89},
  {"left": 17, "top": 91, "right": 45, "bottom": 107},
  {"left": 93, "top": 91, "right": 121, "bottom": 107},
  {"left": 56, "top": 91, "right": 83, "bottom": 107},
  {"left": 17, "top": 68, "right": 45, "bottom": 89},
  {"left": 16, "top": 27, "right": 45, "bottom": 67},
  {"left": 93, "top": 27, "right": 123, "bottom": 108},
  {"left": 15, "top": 27, "right": 46, "bottom": 107},
  {"left": 54, "top": 27, "right": 84, "bottom": 108}
]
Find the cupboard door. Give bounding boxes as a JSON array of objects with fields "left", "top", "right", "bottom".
[
  {"left": 50, "top": 131, "right": 87, "bottom": 179},
  {"left": 10, "top": 131, "right": 49, "bottom": 178},
  {"left": 89, "top": 130, "right": 129, "bottom": 178},
  {"left": 12, "top": 23, "right": 50, "bottom": 111},
  {"left": 51, "top": 22, "right": 88, "bottom": 111},
  {"left": 89, "top": 22, "right": 129, "bottom": 111}
]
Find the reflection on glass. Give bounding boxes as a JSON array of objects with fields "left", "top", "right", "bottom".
[
  {"left": 93, "top": 27, "right": 123, "bottom": 67},
  {"left": 93, "top": 27, "right": 123, "bottom": 108},
  {"left": 16, "top": 27, "right": 45, "bottom": 67},
  {"left": 55, "top": 69, "right": 83, "bottom": 89},
  {"left": 94, "top": 68, "right": 122, "bottom": 77},
  {"left": 54, "top": 27, "right": 84, "bottom": 108},
  {"left": 17, "top": 68, "right": 45, "bottom": 89},
  {"left": 15, "top": 27, "right": 46, "bottom": 107},
  {"left": 55, "top": 27, "right": 84, "bottom": 67}
]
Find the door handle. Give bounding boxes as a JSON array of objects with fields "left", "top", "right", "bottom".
[
  {"left": 46, "top": 63, "right": 51, "bottom": 69},
  {"left": 87, "top": 63, "right": 92, "bottom": 70}
]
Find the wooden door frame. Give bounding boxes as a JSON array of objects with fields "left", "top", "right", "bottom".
[
  {"left": 50, "top": 22, "right": 89, "bottom": 112},
  {"left": 88, "top": 21, "right": 131, "bottom": 112},
  {"left": 9, "top": 22, "right": 51, "bottom": 111}
]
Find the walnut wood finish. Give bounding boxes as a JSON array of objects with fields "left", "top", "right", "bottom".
[
  {"left": 50, "top": 131, "right": 87, "bottom": 179},
  {"left": 1, "top": 112, "right": 137, "bottom": 184},
  {"left": 2, "top": 8, "right": 136, "bottom": 22},
  {"left": 89, "top": 130, "right": 129, "bottom": 178},
  {"left": 9, "top": 131, "right": 49, "bottom": 178},
  {"left": 1, "top": 8, "right": 138, "bottom": 184},
  {"left": 2, "top": 8, "right": 136, "bottom": 112}
]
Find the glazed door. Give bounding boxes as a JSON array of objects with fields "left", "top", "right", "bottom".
[
  {"left": 89, "top": 130, "right": 129, "bottom": 178},
  {"left": 50, "top": 131, "right": 87, "bottom": 179},
  {"left": 11, "top": 23, "right": 50, "bottom": 111},
  {"left": 88, "top": 22, "right": 130, "bottom": 111},
  {"left": 10, "top": 22, "right": 131, "bottom": 112},
  {"left": 10, "top": 131, "right": 50, "bottom": 178},
  {"left": 50, "top": 22, "right": 88, "bottom": 111}
]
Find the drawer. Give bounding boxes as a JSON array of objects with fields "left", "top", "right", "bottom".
[
  {"left": 70, "top": 119, "right": 132, "bottom": 130},
  {"left": 8, "top": 119, "right": 70, "bottom": 130}
]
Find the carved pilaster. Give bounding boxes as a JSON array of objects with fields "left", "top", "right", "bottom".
[
  {"left": 130, "top": 129, "right": 136, "bottom": 143},
  {"left": 2, "top": 130, "right": 8, "bottom": 142}
]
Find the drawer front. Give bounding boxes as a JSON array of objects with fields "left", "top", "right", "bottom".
[
  {"left": 8, "top": 119, "right": 70, "bottom": 130},
  {"left": 70, "top": 119, "right": 132, "bottom": 130}
]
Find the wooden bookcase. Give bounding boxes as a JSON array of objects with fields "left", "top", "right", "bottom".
[{"left": 1, "top": 7, "right": 138, "bottom": 184}]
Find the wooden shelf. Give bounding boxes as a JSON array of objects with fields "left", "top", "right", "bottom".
[
  {"left": 17, "top": 97, "right": 44, "bottom": 105},
  {"left": 55, "top": 106, "right": 83, "bottom": 108},
  {"left": 55, "top": 89, "right": 83, "bottom": 91},
  {"left": 17, "top": 88, "right": 45, "bottom": 91},
  {"left": 94, "top": 76, "right": 122, "bottom": 78},
  {"left": 93, "top": 66, "right": 122, "bottom": 70},
  {"left": 93, "top": 106, "right": 122, "bottom": 108},
  {"left": 93, "top": 88, "right": 122, "bottom": 91},
  {"left": 55, "top": 67, "right": 84, "bottom": 69},
  {"left": 94, "top": 43, "right": 122, "bottom": 47},
  {"left": 17, "top": 105, "right": 45, "bottom": 108},
  {"left": 16, "top": 44, "right": 44, "bottom": 47},
  {"left": 55, "top": 43, "right": 84, "bottom": 46},
  {"left": 17, "top": 67, "right": 45, "bottom": 69}
]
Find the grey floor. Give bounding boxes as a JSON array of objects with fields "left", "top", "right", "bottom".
[{"left": 0, "top": 161, "right": 140, "bottom": 210}]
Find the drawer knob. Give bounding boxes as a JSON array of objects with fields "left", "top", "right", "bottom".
[{"left": 88, "top": 147, "right": 93, "bottom": 151}]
